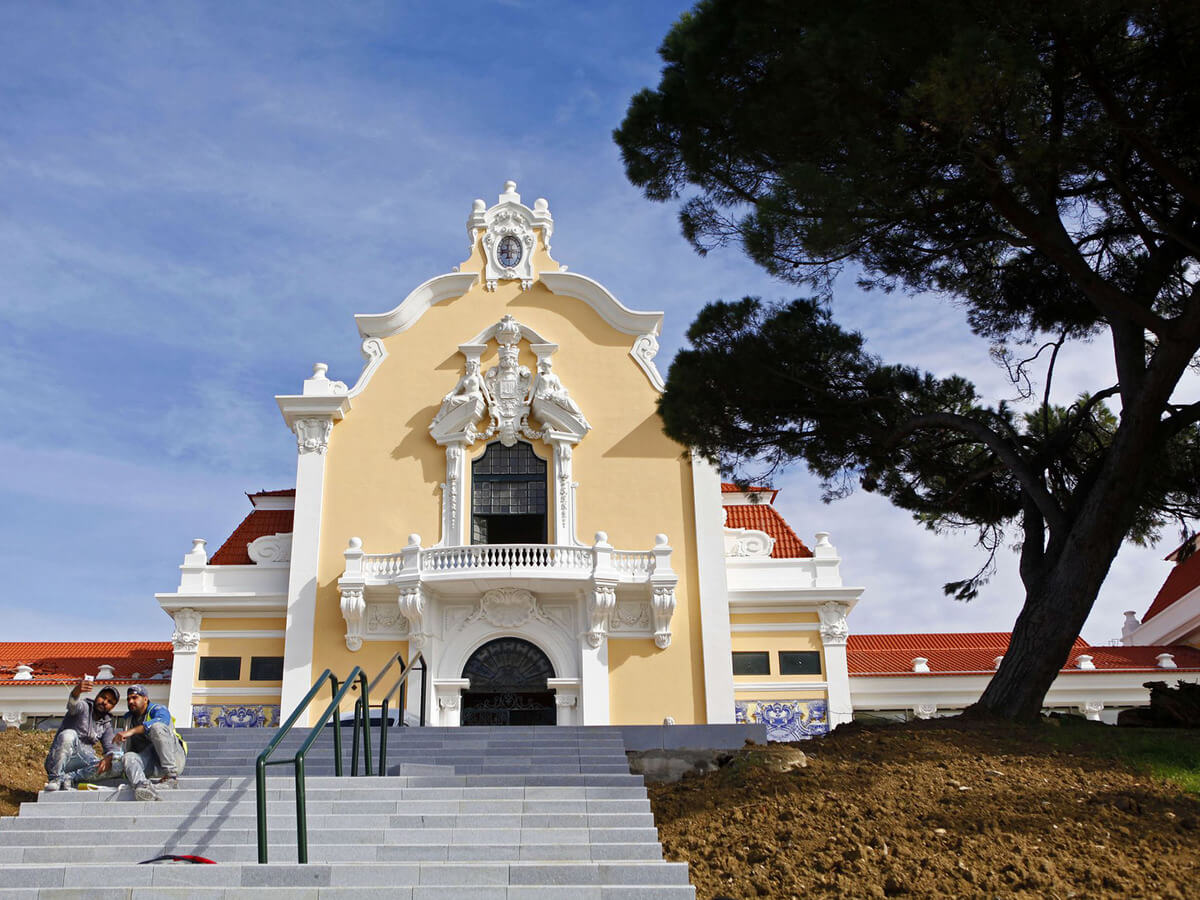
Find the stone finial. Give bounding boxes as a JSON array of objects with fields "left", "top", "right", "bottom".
[
  {"left": 1156, "top": 652, "right": 1177, "bottom": 669},
  {"left": 13, "top": 664, "right": 33, "bottom": 681},
  {"left": 912, "top": 657, "right": 930, "bottom": 673},
  {"left": 96, "top": 664, "right": 115, "bottom": 680},
  {"left": 1075, "top": 654, "right": 1095, "bottom": 670},
  {"left": 1121, "top": 611, "right": 1141, "bottom": 641}
]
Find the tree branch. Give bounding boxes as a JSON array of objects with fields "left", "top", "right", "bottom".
[{"left": 887, "top": 411, "right": 1067, "bottom": 533}]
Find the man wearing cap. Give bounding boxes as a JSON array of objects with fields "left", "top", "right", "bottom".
[
  {"left": 77, "top": 684, "right": 187, "bottom": 800},
  {"left": 43, "top": 676, "right": 118, "bottom": 792},
  {"left": 112, "top": 684, "right": 187, "bottom": 800}
]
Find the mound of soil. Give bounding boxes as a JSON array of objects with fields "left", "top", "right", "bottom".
[
  {"left": 0, "top": 730, "right": 52, "bottom": 817},
  {"left": 650, "top": 719, "right": 1200, "bottom": 899}
]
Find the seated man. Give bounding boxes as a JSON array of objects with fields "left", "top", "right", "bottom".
[
  {"left": 77, "top": 684, "right": 187, "bottom": 801},
  {"left": 43, "top": 676, "right": 118, "bottom": 791}
]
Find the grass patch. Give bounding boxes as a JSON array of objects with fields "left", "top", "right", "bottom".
[{"left": 1043, "top": 717, "right": 1200, "bottom": 795}]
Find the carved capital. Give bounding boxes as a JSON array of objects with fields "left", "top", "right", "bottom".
[
  {"left": 913, "top": 704, "right": 937, "bottom": 720},
  {"left": 438, "top": 695, "right": 460, "bottom": 711},
  {"left": 555, "top": 694, "right": 578, "bottom": 708},
  {"left": 295, "top": 417, "right": 332, "bottom": 455},
  {"left": 171, "top": 608, "right": 202, "bottom": 653},
  {"left": 2, "top": 710, "right": 27, "bottom": 728},
  {"left": 818, "top": 601, "right": 850, "bottom": 646}
]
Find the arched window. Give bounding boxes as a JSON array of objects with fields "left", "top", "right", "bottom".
[{"left": 471, "top": 441, "right": 547, "bottom": 544}]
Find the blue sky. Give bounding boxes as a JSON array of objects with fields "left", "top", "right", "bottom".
[{"left": 1, "top": 1, "right": 1184, "bottom": 645}]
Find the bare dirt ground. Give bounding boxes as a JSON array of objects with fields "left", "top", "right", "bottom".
[
  {"left": 4, "top": 721, "right": 1199, "bottom": 897},
  {"left": 649, "top": 718, "right": 1200, "bottom": 899},
  {"left": 0, "top": 729, "right": 51, "bottom": 817}
]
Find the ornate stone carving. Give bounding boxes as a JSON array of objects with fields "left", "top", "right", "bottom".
[
  {"left": 1, "top": 711, "right": 25, "bottom": 729},
  {"left": 555, "top": 694, "right": 577, "bottom": 708},
  {"left": 465, "top": 587, "right": 547, "bottom": 629},
  {"left": 398, "top": 585, "right": 426, "bottom": 649},
  {"left": 818, "top": 601, "right": 850, "bottom": 646},
  {"left": 913, "top": 704, "right": 938, "bottom": 720},
  {"left": 723, "top": 527, "right": 776, "bottom": 558},
  {"left": 610, "top": 601, "right": 651, "bottom": 632},
  {"left": 366, "top": 603, "right": 409, "bottom": 634},
  {"left": 630, "top": 333, "right": 665, "bottom": 391},
  {"left": 587, "top": 584, "right": 617, "bottom": 648},
  {"left": 430, "top": 362, "right": 489, "bottom": 442},
  {"left": 438, "top": 695, "right": 460, "bottom": 711},
  {"left": 340, "top": 588, "right": 365, "bottom": 651},
  {"left": 484, "top": 317, "right": 535, "bottom": 447},
  {"left": 295, "top": 416, "right": 332, "bottom": 455},
  {"left": 171, "top": 608, "right": 202, "bottom": 654},
  {"left": 531, "top": 358, "right": 589, "bottom": 436},
  {"left": 469, "top": 182, "right": 552, "bottom": 291},
  {"left": 652, "top": 586, "right": 677, "bottom": 649},
  {"left": 248, "top": 532, "right": 292, "bottom": 566}
]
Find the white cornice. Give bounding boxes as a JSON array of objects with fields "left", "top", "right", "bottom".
[
  {"left": 156, "top": 593, "right": 288, "bottom": 615},
  {"left": 733, "top": 680, "right": 830, "bottom": 692},
  {"left": 198, "top": 631, "right": 286, "bottom": 639},
  {"left": 275, "top": 394, "right": 352, "bottom": 432},
  {"left": 539, "top": 272, "right": 663, "bottom": 336},
  {"left": 727, "top": 586, "right": 864, "bottom": 610},
  {"left": 354, "top": 272, "right": 480, "bottom": 340},
  {"left": 730, "top": 622, "right": 820, "bottom": 632},
  {"left": 1127, "top": 587, "right": 1200, "bottom": 646}
]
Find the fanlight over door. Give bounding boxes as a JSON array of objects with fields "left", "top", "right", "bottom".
[{"left": 460, "top": 636, "right": 556, "bottom": 726}]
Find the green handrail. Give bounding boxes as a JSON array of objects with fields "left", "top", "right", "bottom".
[
  {"left": 255, "top": 667, "right": 372, "bottom": 863},
  {"left": 374, "top": 652, "right": 427, "bottom": 775}
]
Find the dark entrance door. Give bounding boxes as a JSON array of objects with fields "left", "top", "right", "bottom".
[{"left": 460, "top": 637, "right": 557, "bottom": 726}]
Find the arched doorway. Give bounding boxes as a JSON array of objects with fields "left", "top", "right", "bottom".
[{"left": 460, "top": 637, "right": 557, "bottom": 726}]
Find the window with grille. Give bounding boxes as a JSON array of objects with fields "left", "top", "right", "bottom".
[
  {"left": 472, "top": 441, "right": 547, "bottom": 544},
  {"left": 198, "top": 657, "right": 241, "bottom": 681}
]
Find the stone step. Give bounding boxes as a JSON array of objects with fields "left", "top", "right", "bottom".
[
  {"left": 0, "top": 861, "right": 692, "bottom": 888},
  {"left": 0, "top": 839, "right": 667, "bottom": 863}
]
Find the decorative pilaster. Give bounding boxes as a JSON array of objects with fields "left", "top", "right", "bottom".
[
  {"left": 337, "top": 538, "right": 367, "bottom": 651},
  {"left": 587, "top": 532, "right": 618, "bottom": 647},
  {"left": 818, "top": 599, "right": 853, "bottom": 728},
  {"left": 434, "top": 679, "right": 470, "bottom": 727},
  {"left": 550, "top": 439, "right": 577, "bottom": 544},
  {"left": 439, "top": 444, "right": 467, "bottom": 546},
  {"left": 168, "top": 607, "right": 202, "bottom": 727},
  {"left": 548, "top": 678, "right": 580, "bottom": 726},
  {"left": 277, "top": 364, "right": 350, "bottom": 718}
]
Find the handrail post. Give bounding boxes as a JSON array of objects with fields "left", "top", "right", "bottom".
[
  {"left": 256, "top": 757, "right": 269, "bottom": 863},
  {"left": 330, "top": 676, "right": 343, "bottom": 778},
  {"left": 350, "top": 697, "right": 361, "bottom": 777},
  {"left": 419, "top": 658, "right": 428, "bottom": 726},
  {"left": 295, "top": 757, "right": 308, "bottom": 864},
  {"left": 358, "top": 669, "right": 373, "bottom": 776},
  {"left": 379, "top": 696, "right": 390, "bottom": 776}
]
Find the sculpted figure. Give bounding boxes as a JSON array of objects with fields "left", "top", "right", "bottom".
[
  {"left": 534, "top": 359, "right": 589, "bottom": 428},
  {"left": 435, "top": 360, "right": 488, "bottom": 422}
]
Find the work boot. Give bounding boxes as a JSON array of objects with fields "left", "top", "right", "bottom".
[
  {"left": 155, "top": 776, "right": 179, "bottom": 789},
  {"left": 134, "top": 782, "right": 161, "bottom": 802}
]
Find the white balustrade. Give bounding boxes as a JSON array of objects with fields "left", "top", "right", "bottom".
[
  {"left": 358, "top": 542, "right": 663, "bottom": 583},
  {"left": 611, "top": 550, "right": 654, "bottom": 577},
  {"left": 363, "top": 553, "right": 406, "bottom": 578}
]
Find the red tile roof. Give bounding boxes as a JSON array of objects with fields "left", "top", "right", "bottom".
[
  {"left": 1142, "top": 550, "right": 1200, "bottom": 623},
  {"left": 847, "top": 632, "right": 1200, "bottom": 675},
  {"left": 0, "top": 642, "right": 173, "bottom": 685},
  {"left": 725, "top": 504, "right": 813, "bottom": 558},
  {"left": 721, "top": 482, "right": 775, "bottom": 493},
  {"left": 209, "top": 508, "right": 295, "bottom": 565}
]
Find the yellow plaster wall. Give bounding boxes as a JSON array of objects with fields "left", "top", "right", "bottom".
[
  {"left": 193, "top": 637, "right": 286, "bottom": 692},
  {"left": 310, "top": 235, "right": 708, "bottom": 723}
]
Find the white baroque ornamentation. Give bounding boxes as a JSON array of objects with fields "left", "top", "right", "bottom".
[
  {"left": 248, "top": 532, "right": 293, "bottom": 566},
  {"left": 429, "top": 315, "right": 590, "bottom": 452},
  {"left": 610, "top": 601, "right": 651, "bottom": 632},
  {"left": 398, "top": 585, "right": 426, "bottom": 649},
  {"left": 171, "top": 608, "right": 202, "bottom": 654},
  {"left": 469, "top": 181, "right": 552, "bottom": 291},
  {"left": 630, "top": 333, "right": 666, "bottom": 392},
  {"left": 723, "top": 527, "right": 776, "bottom": 558},
  {"left": 555, "top": 694, "right": 577, "bottom": 708},
  {"left": 652, "top": 587, "right": 677, "bottom": 649},
  {"left": 465, "top": 587, "right": 547, "bottom": 629},
  {"left": 1, "top": 711, "right": 26, "bottom": 729},
  {"left": 818, "top": 601, "right": 850, "bottom": 646},
  {"left": 366, "top": 604, "right": 409, "bottom": 635},
  {"left": 295, "top": 416, "right": 333, "bottom": 455},
  {"left": 340, "top": 588, "right": 366, "bottom": 651},
  {"left": 438, "top": 695, "right": 460, "bottom": 711},
  {"left": 587, "top": 584, "right": 617, "bottom": 648},
  {"left": 913, "top": 704, "right": 938, "bottom": 720}
]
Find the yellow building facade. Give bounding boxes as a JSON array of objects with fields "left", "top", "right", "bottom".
[{"left": 155, "top": 184, "right": 863, "bottom": 737}]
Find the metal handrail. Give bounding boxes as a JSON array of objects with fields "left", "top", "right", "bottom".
[
  {"left": 254, "top": 667, "right": 372, "bottom": 863},
  {"left": 376, "top": 652, "right": 427, "bottom": 775}
]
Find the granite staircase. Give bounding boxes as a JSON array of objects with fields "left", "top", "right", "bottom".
[{"left": 0, "top": 726, "right": 694, "bottom": 898}]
